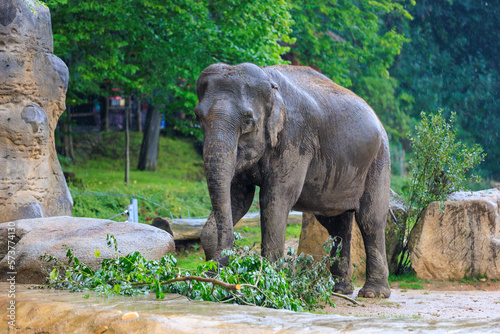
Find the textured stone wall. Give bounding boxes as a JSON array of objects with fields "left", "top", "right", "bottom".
[{"left": 0, "top": 0, "right": 72, "bottom": 223}]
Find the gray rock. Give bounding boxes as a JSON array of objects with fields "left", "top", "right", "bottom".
[
  {"left": 151, "top": 217, "right": 174, "bottom": 237},
  {"left": 0, "top": 217, "right": 175, "bottom": 283},
  {"left": 0, "top": 0, "right": 72, "bottom": 223}
]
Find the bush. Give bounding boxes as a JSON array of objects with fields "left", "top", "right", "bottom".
[{"left": 395, "top": 110, "right": 485, "bottom": 274}]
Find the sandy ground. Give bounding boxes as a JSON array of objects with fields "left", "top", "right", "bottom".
[{"left": 323, "top": 281, "right": 500, "bottom": 320}]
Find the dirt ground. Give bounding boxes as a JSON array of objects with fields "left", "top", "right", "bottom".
[
  {"left": 324, "top": 281, "right": 500, "bottom": 320},
  {"left": 282, "top": 238, "right": 500, "bottom": 321}
]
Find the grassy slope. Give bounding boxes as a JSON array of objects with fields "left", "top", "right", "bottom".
[{"left": 62, "top": 132, "right": 211, "bottom": 223}]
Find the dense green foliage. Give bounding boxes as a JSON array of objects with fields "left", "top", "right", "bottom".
[
  {"left": 41, "top": 235, "right": 342, "bottom": 312},
  {"left": 47, "top": 0, "right": 292, "bottom": 137},
  {"left": 287, "top": 0, "right": 410, "bottom": 86},
  {"left": 287, "top": 0, "right": 413, "bottom": 141},
  {"left": 393, "top": 1, "right": 500, "bottom": 178},
  {"left": 395, "top": 111, "right": 485, "bottom": 274}
]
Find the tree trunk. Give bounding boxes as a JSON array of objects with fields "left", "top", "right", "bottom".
[
  {"left": 137, "top": 104, "right": 161, "bottom": 171},
  {"left": 125, "top": 97, "right": 130, "bottom": 185},
  {"left": 136, "top": 98, "right": 142, "bottom": 132}
]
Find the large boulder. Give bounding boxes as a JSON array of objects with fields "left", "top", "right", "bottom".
[
  {"left": 0, "top": 217, "right": 175, "bottom": 283},
  {"left": 409, "top": 189, "right": 500, "bottom": 280},
  {"left": 0, "top": 0, "right": 72, "bottom": 223},
  {"left": 297, "top": 190, "right": 406, "bottom": 277}
]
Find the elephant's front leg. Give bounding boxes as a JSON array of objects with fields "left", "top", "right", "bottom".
[
  {"left": 201, "top": 180, "right": 256, "bottom": 261},
  {"left": 259, "top": 185, "right": 301, "bottom": 262}
]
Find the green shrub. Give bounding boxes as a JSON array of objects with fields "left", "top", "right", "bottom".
[{"left": 395, "top": 110, "right": 485, "bottom": 274}]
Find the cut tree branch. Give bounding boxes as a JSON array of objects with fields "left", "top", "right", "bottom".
[{"left": 131, "top": 276, "right": 241, "bottom": 291}]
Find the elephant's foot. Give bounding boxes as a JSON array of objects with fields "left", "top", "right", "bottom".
[
  {"left": 334, "top": 281, "right": 354, "bottom": 295},
  {"left": 358, "top": 282, "right": 391, "bottom": 298}
]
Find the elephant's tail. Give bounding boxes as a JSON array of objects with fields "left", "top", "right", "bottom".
[{"left": 389, "top": 208, "right": 404, "bottom": 230}]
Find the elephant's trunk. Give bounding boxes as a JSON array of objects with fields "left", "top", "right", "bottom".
[{"left": 201, "top": 122, "right": 238, "bottom": 262}]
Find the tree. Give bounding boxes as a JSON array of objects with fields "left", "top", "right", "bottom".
[{"left": 48, "top": 0, "right": 293, "bottom": 170}]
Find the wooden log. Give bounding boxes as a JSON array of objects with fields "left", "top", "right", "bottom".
[{"left": 152, "top": 212, "right": 302, "bottom": 241}]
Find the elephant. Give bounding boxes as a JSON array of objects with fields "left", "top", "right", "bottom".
[{"left": 195, "top": 62, "right": 391, "bottom": 298}]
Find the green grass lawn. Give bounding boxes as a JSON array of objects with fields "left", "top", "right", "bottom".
[
  {"left": 388, "top": 272, "right": 425, "bottom": 290},
  {"left": 62, "top": 131, "right": 212, "bottom": 223}
]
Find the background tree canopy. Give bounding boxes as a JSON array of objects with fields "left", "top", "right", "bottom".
[
  {"left": 392, "top": 0, "right": 500, "bottom": 179},
  {"left": 48, "top": 0, "right": 292, "bottom": 108},
  {"left": 46, "top": 0, "right": 499, "bottom": 179}
]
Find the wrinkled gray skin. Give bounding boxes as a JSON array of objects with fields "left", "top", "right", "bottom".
[{"left": 195, "top": 63, "right": 391, "bottom": 298}]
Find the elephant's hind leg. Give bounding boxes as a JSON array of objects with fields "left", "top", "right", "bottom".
[
  {"left": 355, "top": 153, "right": 391, "bottom": 298},
  {"left": 315, "top": 211, "right": 354, "bottom": 295}
]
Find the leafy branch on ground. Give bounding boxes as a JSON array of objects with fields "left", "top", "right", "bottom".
[
  {"left": 38, "top": 234, "right": 355, "bottom": 311},
  {"left": 395, "top": 110, "right": 485, "bottom": 274}
]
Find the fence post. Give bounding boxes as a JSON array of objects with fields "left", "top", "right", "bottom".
[{"left": 128, "top": 198, "right": 139, "bottom": 222}]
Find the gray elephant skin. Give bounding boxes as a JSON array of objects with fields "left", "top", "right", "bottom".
[{"left": 195, "top": 63, "right": 391, "bottom": 298}]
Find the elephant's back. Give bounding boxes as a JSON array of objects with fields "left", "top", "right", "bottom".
[
  {"left": 265, "top": 65, "right": 374, "bottom": 120},
  {"left": 265, "top": 65, "right": 383, "bottom": 137},
  {"left": 265, "top": 65, "right": 356, "bottom": 98},
  {"left": 266, "top": 65, "right": 388, "bottom": 183}
]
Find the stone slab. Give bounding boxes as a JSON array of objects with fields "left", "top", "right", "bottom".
[
  {"left": 409, "top": 189, "right": 500, "bottom": 280},
  {"left": 167, "top": 211, "right": 302, "bottom": 241}
]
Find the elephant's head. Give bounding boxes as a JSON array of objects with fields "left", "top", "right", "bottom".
[{"left": 194, "top": 63, "right": 286, "bottom": 260}]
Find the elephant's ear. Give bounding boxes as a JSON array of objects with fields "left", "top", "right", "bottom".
[{"left": 267, "top": 85, "right": 286, "bottom": 147}]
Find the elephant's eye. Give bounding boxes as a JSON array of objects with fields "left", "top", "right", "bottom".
[{"left": 241, "top": 116, "right": 255, "bottom": 134}]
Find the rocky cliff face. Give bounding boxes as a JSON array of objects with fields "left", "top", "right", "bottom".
[{"left": 0, "top": 0, "right": 72, "bottom": 223}]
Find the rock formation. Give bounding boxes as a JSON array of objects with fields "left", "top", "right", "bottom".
[
  {"left": 297, "top": 190, "right": 406, "bottom": 277},
  {"left": 0, "top": 0, "right": 72, "bottom": 223},
  {"left": 409, "top": 189, "right": 500, "bottom": 280},
  {"left": 0, "top": 217, "right": 176, "bottom": 283}
]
